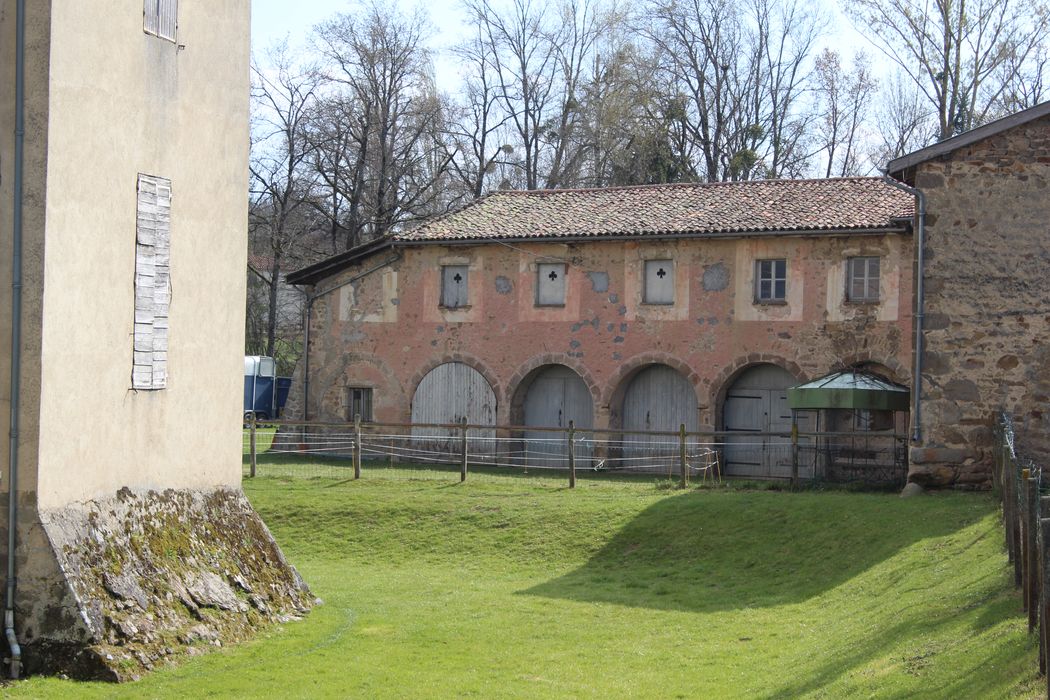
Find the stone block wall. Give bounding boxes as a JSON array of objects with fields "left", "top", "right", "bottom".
[{"left": 906, "top": 114, "right": 1050, "bottom": 487}]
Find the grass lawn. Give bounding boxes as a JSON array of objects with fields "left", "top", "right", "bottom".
[{"left": 6, "top": 462, "right": 1042, "bottom": 699}]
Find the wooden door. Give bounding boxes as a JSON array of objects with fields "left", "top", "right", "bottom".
[
  {"left": 523, "top": 366, "right": 593, "bottom": 468},
  {"left": 411, "top": 362, "right": 496, "bottom": 459},
  {"left": 621, "top": 365, "right": 698, "bottom": 470},
  {"left": 723, "top": 364, "right": 811, "bottom": 478}
]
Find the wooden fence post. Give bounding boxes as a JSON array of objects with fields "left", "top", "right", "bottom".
[
  {"left": 568, "top": 421, "right": 576, "bottom": 489},
  {"left": 353, "top": 413, "right": 362, "bottom": 480},
  {"left": 1005, "top": 444, "right": 1015, "bottom": 559},
  {"left": 1027, "top": 473, "right": 1038, "bottom": 629},
  {"left": 1042, "top": 517, "right": 1050, "bottom": 696},
  {"left": 1014, "top": 460, "right": 1024, "bottom": 587},
  {"left": 791, "top": 415, "right": 799, "bottom": 489},
  {"left": 679, "top": 424, "right": 688, "bottom": 489},
  {"left": 460, "top": 417, "right": 468, "bottom": 482},
  {"left": 249, "top": 413, "right": 257, "bottom": 478}
]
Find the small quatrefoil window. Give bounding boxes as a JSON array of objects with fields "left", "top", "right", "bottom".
[
  {"left": 453, "top": 273, "right": 463, "bottom": 283},
  {"left": 656, "top": 267, "right": 667, "bottom": 278},
  {"left": 548, "top": 270, "right": 559, "bottom": 281}
]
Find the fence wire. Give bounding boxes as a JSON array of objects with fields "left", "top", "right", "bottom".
[{"left": 243, "top": 420, "right": 906, "bottom": 486}]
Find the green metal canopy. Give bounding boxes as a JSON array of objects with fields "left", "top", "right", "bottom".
[{"left": 787, "top": 371, "right": 910, "bottom": 411}]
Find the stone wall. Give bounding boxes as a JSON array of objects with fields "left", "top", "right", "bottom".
[
  {"left": 905, "top": 114, "right": 1050, "bottom": 488},
  {"left": 0, "top": 487, "right": 312, "bottom": 680},
  {"left": 295, "top": 233, "right": 914, "bottom": 432}
]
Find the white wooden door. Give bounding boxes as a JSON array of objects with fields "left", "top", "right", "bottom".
[
  {"left": 621, "top": 365, "right": 698, "bottom": 469},
  {"left": 723, "top": 364, "right": 811, "bottom": 478},
  {"left": 523, "top": 366, "right": 593, "bottom": 468},
  {"left": 411, "top": 362, "right": 496, "bottom": 459}
]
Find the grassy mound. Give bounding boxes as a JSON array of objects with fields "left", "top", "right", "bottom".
[{"left": 8, "top": 470, "right": 1040, "bottom": 698}]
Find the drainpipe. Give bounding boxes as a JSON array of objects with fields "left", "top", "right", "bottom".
[
  {"left": 300, "top": 249, "right": 401, "bottom": 421},
  {"left": 882, "top": 174, "right": 927, "bottom": 444},
  {"left": 6, "top": 0, "right": 27, "bottom": 679}
]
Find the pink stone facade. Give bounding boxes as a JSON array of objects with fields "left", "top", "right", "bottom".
[{"left": 294, "top": 233, "right": 914, "bottom": 433}]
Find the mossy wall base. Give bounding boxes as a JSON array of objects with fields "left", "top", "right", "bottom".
[{"left": 8, "top": 487, "right": 312, "bottom": 681}]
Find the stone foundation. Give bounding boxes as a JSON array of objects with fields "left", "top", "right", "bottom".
[{"left": 13, "top": 487, "right": 312, "bottom": 680}]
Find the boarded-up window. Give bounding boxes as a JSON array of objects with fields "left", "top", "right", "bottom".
[
  {"left": 133, "top": 174, "right": 171, "bottom": 390},
  {"left": 441, "top": 265, "right": 469, "bottom": 308},
  {"left": 144, "top": 0, "right": 177, "bottom": 41},
  {"left": 644, "top": 259, "right": 674, "bottom": 304},
  {"left": 342, "top": 387, "right": 373, "bottom": 422},
  {"left": 536, "top": 263, "right": 566, "bottom": 306},
  {"left": 847, "top": 256, "right": 880, "bottom": 302}
]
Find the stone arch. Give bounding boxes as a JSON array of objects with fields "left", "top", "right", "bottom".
[
  {"left": 507, "top": 354, "right": 600, "bottom": 425},
  {"left": 600, "top": 352, "right": 701, "bottom": 413},
  {"left": 407, "top": 352, "right": 505, "bottom": 413},
  {"left": 709, "top": 354, "right": 806, "bottom": 431},
  {"left": 835, "top": 352, "right": 910, "bottom": 386},
  {"left": 312, "top": 352, "right": 404, "bottom": 422}
]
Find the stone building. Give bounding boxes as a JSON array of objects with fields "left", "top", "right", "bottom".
[
  {"left": 889, "top": 101, "right": 1050, "bottom": 489},
  {"left": 0, "top": 0, "right": 308, "bottom": 679},
  {"left": 286, "top": 178, "right": 915, "bottom": 479}
]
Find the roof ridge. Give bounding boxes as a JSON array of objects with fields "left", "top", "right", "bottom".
[{"left": 488, "top": 176, "right": 886, "bottom": 197}]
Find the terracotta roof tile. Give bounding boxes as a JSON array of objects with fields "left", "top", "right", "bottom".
[{"left": 397, "top": 177, "right": 914, "bottom": 242}]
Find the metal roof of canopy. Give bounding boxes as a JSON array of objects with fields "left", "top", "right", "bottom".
[{"left": 787, "top": 371, "right": 910, "bottom": 411}]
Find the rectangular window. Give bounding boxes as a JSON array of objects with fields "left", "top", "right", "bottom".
[
  {"left": 343, "top": 387, "right": 373, "bottom": 422},
  {"left": 755, "top": 259, "right": 787, "bottom": 303},
  {"left": 133, "top": 174, "right": 172, "bottom": 390},
  {"left": 143, "top": 0, "right": 177, "bottom": 41},
  {"left": 441, "top": 265, "right": 469, "bottom": 308},
  {"left": 643, "top": 259, "right": 674, "bottom": 304},
  {"left": 536, "top": 263, "right": 567, "bottom": 306},
  {"left": 847, "top": 256, "right": 880, "bottom": 302}
]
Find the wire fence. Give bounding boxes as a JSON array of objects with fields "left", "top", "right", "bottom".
[
  {"left": 994, "top": 412, "right": 1050, "bottom": 698},
  {"left": 243, "top": 417, "right": 906, "bottom": 487}
]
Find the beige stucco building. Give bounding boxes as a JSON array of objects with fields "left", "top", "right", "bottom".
[{"left": 0, "top": 1, "right": 308, "bottom": 679}]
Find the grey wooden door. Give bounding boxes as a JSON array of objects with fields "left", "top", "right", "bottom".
[
  {"left": 621, "top": 365, "right": 698, "bottom": 470},
  {"left": 723, "top": 364, "right": 812, "bottom": 478},
  {"left": 411, "top": 362, "right": 496, "bottom": 459},
  {"left": 523, "top": 366, "right": 593, "bottom": 468}
]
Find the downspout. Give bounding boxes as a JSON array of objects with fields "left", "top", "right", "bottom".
[
  {"left": 882, "top": 174, "right": 927, "bottom": 444},
  {"left": 6, "top": 0, "right": 27, "bottom": 679},
  {"left": 300, "top": 248, "right": 402, "bottom": 421}
]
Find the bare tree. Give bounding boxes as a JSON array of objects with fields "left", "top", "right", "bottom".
[
  {"left": 249, "top": 42, "right": 319, "bottom": 359},
  {"left": 868, "top": 71, "right": 938, "bottom": 168},
  {"left": 310, "top": 3, "right": 455, "bottom": 249},
  {"left": 843, "top": 0, "right": 1050, "bottom": 140},
  {"left": 815, "top": 49, "right": 878, "bottom": 176}
]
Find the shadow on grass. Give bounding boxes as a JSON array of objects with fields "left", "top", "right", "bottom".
[{"left": 522, "top": 490, "right": 989, "bottom": 614}]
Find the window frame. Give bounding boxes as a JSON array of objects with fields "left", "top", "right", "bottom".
[
  {"left": 143, "top": 0, "right": 178, "bottom": 42},
  {"left": 754, "top": 258, "right": 787, "bottom": 304},
  {"left": 440, "top": 265, "right": 470, "bottom": 309},
  {"left": 535, "top": 262, "right": 567, "bottom": 307},
  {"left": 643, "top": 259, "right": 675, "bottom": 305},
  {"left": 846, "top": 256, "right": 881, "bottom": 303},
  {"left": 344, "top": 386, "right": 374, "bottom": 422}
]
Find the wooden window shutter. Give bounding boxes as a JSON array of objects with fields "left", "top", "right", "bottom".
[{"left": 133, "top": 174, "right": 172, "bottom": 390}]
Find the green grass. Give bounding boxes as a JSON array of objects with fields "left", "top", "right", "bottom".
[{"left": 7, "top": 466, "right": 1042, "bottom": 699}]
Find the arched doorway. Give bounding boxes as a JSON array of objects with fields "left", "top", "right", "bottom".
[
  {"left": 520, "top": 365, "right": 594, "bottom": 468},
  {"left": 621, "top": 364, "right": 699, "bottom": 465},
  {"left": 411, "top": 362, "right": 497, "bottom": 458},
  {"left": 722, "top": 363, "right": 806, "bottom": 478}
]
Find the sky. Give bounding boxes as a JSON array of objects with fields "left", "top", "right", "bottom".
[{"left": 250, "top": 0, "right": 888, "bottom": 94}]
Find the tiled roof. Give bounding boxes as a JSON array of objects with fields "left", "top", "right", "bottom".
[{"left": 397, "top": 177, "right": 914, "bottom": 242}]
